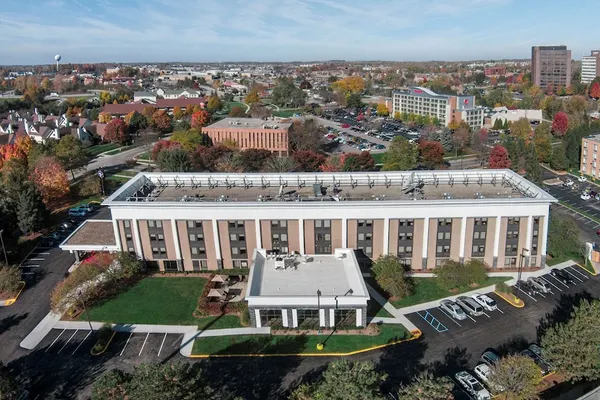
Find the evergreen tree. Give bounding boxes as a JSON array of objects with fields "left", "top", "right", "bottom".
[
  {"left": 438, "top": 129, "right": 454, "bottom": 153},
  {"left": 525, "top": 143, "right": 542, "bottom": 184},
  {"left": 502, "top": 119, "right": 510, "bottom": 130},
  {"left": 550, "top": 145, "right": 568, "bottom": 171},
  {"left": 16, "top": 182, "right": 45, "bottom": 236},
  {"left": 492, "top": 118, "right": 503, "bottom": 130}
]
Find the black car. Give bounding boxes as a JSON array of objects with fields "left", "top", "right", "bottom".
[
  {"left": 550, "top": 268, "right": 574, "bottom": 285},
  {"left": 520, "top": 349, "right": 552, "bottom": 375},
  {"left": 516, "top": 280, "right": 538, "bottom": 296}
]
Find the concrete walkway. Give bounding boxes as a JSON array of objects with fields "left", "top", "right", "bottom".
[
  {"left": 20, "top": 312, "right": 62, "bottom": 350},
  {"left": 365, "top": 283, "right": 418, "bottom": 331}
]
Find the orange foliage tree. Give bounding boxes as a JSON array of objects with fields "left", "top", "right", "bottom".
[
  {"left": 30, "top": 156, "right": 70, "bottom": 205},
  {"left": 191, "top": 110, "right": 210, "bottom": 129},
  {"left": 590, "top": 82, "right": 600, "bottom": 100},
  {"left": 152, "top": 109, "right": 172, "bottom": 132}
]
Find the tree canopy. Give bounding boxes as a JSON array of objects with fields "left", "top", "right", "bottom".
[{"left": 383, "top": 137, "right": 418, "bottom": 171}]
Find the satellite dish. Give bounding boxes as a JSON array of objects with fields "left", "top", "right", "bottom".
[{"left": 55, "top": 55, "right": 62, "bottom": 62}]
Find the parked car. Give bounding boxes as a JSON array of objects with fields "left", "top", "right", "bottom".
[
  {"left": 581, "top": 193, "right": 591, "bottom": 201},
  {"left": 515, "top": 280, "right": 538, "bottom": 296},
  {"left": 87, "top": 201, "right": 101, "bottom": 211},
  {"left": 527, "top": 277, "right": 551, "bottom": 293},
  {"left": 520, "top": 349, "right": 552, "bottom": 375},
  {"left": 68, "top": 207, "right": 88, "bottom": 217},
  {"left": 480, "top": 349, "right": 500, "bottom": 366},
  {"left": 456, "top": 296, "right": 484, "bottom": 316},
  {"left": 471, "top": 293, "right": 498, "bottom": 311},
  {"left": 550, "top": 268, "right": 574, "bottom": 285},
  {"left": 455, "top": 371, "right": 490, "bottom": 400},
  {"left": 528, "top": 344, "right": 554, "bottom": 369},
  {"left": 439, "top": 300, "right": 467, "bottom": 320},
  {"left": 563, "top": 179, "right": 574, "bottom": 187},
  {"left": 578, "top": 175, "right": 587, "bottom": 182}
]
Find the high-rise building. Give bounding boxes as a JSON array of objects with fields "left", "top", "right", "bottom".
[
  {"left": 581, "top": 50, "right": 600, "bottom": 84},
  {"left": 531, "top": 45, "right": 572, "bottom": 88}
]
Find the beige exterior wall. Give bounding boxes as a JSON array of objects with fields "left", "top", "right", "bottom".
[
  {"left": 412, "top": 219, "right": 424, "bottom": 268},
  {"left": 203, "top": 127, "right": 289, "bottom": 153},
  {"left": 331, "top": 220, "right": 342, "bottom": 253},
  {"left": 177, "top": 221, "right": 192, "bottom": 270},
  {"left": 372, "top": 219, "right": 385, "bottom": 258},
  {"left": 245, "top": 221, "right": 257, "bottom": 265},
  {"left": 388, "top": 219, "right": 399, "bottom": 255},
  {"left": 117, "top": 221, "right": 131, "bottom": 253},
  {"left": 347, "top": 220, "right": 358, "bottom": 249},
  {"left": 450, "top": 218, "right": 462, "bottom": 260},
  {"left": 138, "top": 221, "right": 151, "bottom": 260},
  {"left": 218, "top": 220, "right": 232, "bottom": 269},
  {"left": 427, "top": 218, "right": 438, "bottom": 269},
  {"left": 518, "top": 217, "right": 528, "bottom": 265},
  {"left": 464, "top": 218, "right": 475, "bottom": 260},
  {"left": 162, "top": 220, "right": 177, "bottom": 260},
  {"left": 497, "top": 217, "right": 509, "bottom": 265},
  {"left": 203, "top": 221, "right": 219, "bottom": 270},
  {"left": 260, "top": 221, "right": 272, "bottom": 250},
  {"left": 484, "top": 217, "right": 496, "bottom": 267},
  {"left": 534, "top": 216, "right": 545, "bottom": 267},
  {"left": 288, "top": 220, "right": 300, "bottom": 253},
  {"left": 304, "top": 220, "right": 315, "bottom": 254}
]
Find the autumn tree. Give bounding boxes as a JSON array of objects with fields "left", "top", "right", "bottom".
[
  {"left": 511, "top": 117, "right": 532, "bottom": 141},
  {"left": 472, "top": 128, "right": 489, "bottom": 166},
  {"left": 419, "top": 141, "right": 445, "bottom": 169},
  {"left": 141, "top": 106, "right": 157, "bottom": 123},
  {"left": 207, "top": 94, "right": 222, "bottom": 112},
  {"left": 342, "top": 151, "right": 375, "bottom": 172},
  {"left": 397, "top": 373, "right": 454, "bottom": 400},
  {"left": 104, "top": 118, "right": 130, "bottom": 144},
  {"left": 30, "top": 156, "right": 70, "bottom": 206},
  {"left": 488, "top": 355, "right": 542, "bottom": 400},
  {"left": 228, "top": 106, "right": 246, "bottom": 118},
  {"left": 151, "top": 109, "right": 172, "bottom": 132},
  {"left": 372, "top": 255, "right": 413, "bottom": 298},
  {"left": 533, "top": 122, "right": 553, "bottom": 163},
  {"left": 320, "top": 154, "right": 344, "bottom": 172},
  {"left": 590, "top": 81, "right": 600, "bottom": 100},
  {"left": 191, "top": 110, "right": 210, "bottom": 130},
  {"left": 98, "top": 112, "right": 111, "bottom": 123},
  {"left": 170, "top": 129, "right": 212, "bottom": 151},
  {"left": 488, "top": 145, "right": 511, "bottom": 169},
  {"left": 292, "top": 150, "right": 326, "bottom": 172},
  {"left": 271, "top": 78, "right": 306, "bottom": 108},
  {"left": 289, "top": 119, "right": 325, "bottom": 152},
  {"left": 552, "top": 111, "right": 569, "bottom": 136},
  {"left": 331, "top": 76, "right": 365, "bottom": 95},
  {"left": 238, "top": 149, "right": 273, "bottom": 172},
  {"left": 376, "top": 104, "right": 389, "bottom": 116},
  {"left": 452, "top": 126, "right": 470, "bottom": 151},
  {"left": 383, "top": 137, "right": 418, "bottom": 171},
  {"left": 264, "top": 156, "right": 297, "bottom": 172},
  {"left": 126, "top": 111, "right": 148, "bottom": 133},
  {"left": 245, "top": 89, "right": 260, "bottom": 105},
  {"left": 173, "top": 106, "right": 184, "bottom": 120},
  {"left": 55, "top": 135, "right": 88, "bottom": 179}
]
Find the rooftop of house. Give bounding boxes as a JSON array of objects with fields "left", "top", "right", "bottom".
[
  {"left": 205, "top": 118, "right": 292, "bottom": 130},
  {"left": 246, "top": 249, "right": 369, "bottom": 298},
  {"left": 584, "top": 133, "right": 600, "bottom": 143},
  {"left": 103, "top": 170, "right": 556, "bottom": 206}
]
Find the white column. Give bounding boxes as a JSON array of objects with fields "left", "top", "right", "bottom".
[
  {"left": 329, "top": 309, "right": 335, "bottom": 328},
  {"left": 255, "top": 219, "right": 262, "bottom": 249},
  {"left": 298, "top": 219, "right": 305, "bottom": 254},
  {"left": 171, "top": 219, "right": 182, "bottom": 260},
  {"left": 112, "top": 220, "right": 122, "bottom": 251},
  {"left": 493, "top": 216, "right": 502, "bottom": 257},
  {"left": 525, "top": 215, "right": 533, "bottom": 252},
  {"left": 282, "top": 309, "right": 288, "bottom": 327},
  {"left": 292, "top": 309, "right": 298, "bottom": 328},
  {"left": 422, "top": 217, "right": 429, "bottom": 258},
  {"left": 212, "top": 219, "right": 221, "bottom": 260},
  {"left": 319, "top": 309, "right": 326, "bottom": 327},
  {"left": 132, "top": 220, "right": 144, "bottom": 259},
  {"left": 383, "top": 217, "right": 390, "bottom": 254},
  {"left": 254, "top": 309, "right": 261, "bottom": 328},
  {"left": 459, "top": 216, "right": 467, "bottom": 259},
  {"left": 541, "top": 213, "right": 550, "bottom": 255},
  {"left": 341, "top": 218, "right": 347, "bottom": 248},
  {"left": 356, "top": 308, "right": 363, "bottom": 327}
]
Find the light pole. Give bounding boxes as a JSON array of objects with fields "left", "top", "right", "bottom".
[
  {"left": 97, "top": 169, "right": 105, "bottom": 196},
  {"left": 0, "top": 230, "right": 8, "bottom": 265},
  {"left": 517, "top": 248, "right": 529, "bottom": 293},
  {"left": 77, "top": 289, "right": 94, "bottom": 332}
]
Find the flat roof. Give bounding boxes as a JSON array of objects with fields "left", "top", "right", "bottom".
[
  {"left": 246, "top": 249, "right": 369, "bottom": 298},
  {"left": 104, "top": 170, "right": 556, "bottom": 206},
  {"left": 205, "top": 117, "right": 292, "bottom": 130},
  {"left": 59, "top": 220, "right": 118, "bottom": 252}
]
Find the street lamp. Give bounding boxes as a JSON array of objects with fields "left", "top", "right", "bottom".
[
  {"left": 0, "top": 230, "right": 8, "bottom": 265},
  {"left": 97, "top": 168, "right": 105, "bottom": 196},
  {"left": 517, "top": 248, "right": 530, "bottom": 292},
  {"left": 77, "top": 289, "right": 94, "bottom": 332}
]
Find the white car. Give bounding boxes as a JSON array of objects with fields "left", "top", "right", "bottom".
[
  {"left": 564, "top": 179, "right": 574, "bottom": 187},
  {"left": 581, "top": 193, "right": 591, "bottom": 200},
  {"left": 578, "top": 176, "right": 587, "bottom": 182},
  {"left": 439, "top": 300, "right": 467, "bottom": 320},
  {"left": 471, "top": 293, "right": 498, "bottom": 311},
  {"left": 455, "top": 371, "right": 491, "bottom": 400},
  {"left": 474, "top": 363, "right": 504, "bottom": 393}
]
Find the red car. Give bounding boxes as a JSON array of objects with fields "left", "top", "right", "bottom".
[{"left": 341, "top": 123, "right": 350, "bottom": 129}]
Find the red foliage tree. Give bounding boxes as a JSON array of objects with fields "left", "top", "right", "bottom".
[
  {"left": 191, "top": 110, "right": 210, "bottom": 130},
  {"left": 104, "top": 118, "right": 129, "bottom": 144},
  {"left": 590, "top": 82, "right": 600, "bottom": 100},
  {"left": 551, "top": 111, "right": 569, "bottom": 136},
  {"left": 488, "top": 145, "right": 511, "bottom": 169},
  {"left": 342, "top": 151, "right": 375, "bottom": 171},
  {"left": 151, "top": 109, "right": 172, "bottom": 132},
  {"left": 193, "top": 145, "right": 234, "bottom": 171},
  {"left": 320, "top": 154, "right": 345, "bottom": 172},
  {"left": 30, "top": 156, "right": 70, "bottom": 205},
  {"left": 151, "top": 139, "right": 180, "bottom": 160},
  {"left": 418, "top": 141, "right": 445, "bottom": 168},
  {"left": 292, "top": 150, "right": 326, "bottom": 172}
]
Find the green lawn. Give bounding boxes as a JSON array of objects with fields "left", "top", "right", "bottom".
[
  {"left": 137, "top": 152, "right": 151, "bottom": 161},
  {"left": 86, "top": 143, "right": 121, "bottom": 157},
  {"left": 104, "top": 145, "right": 133, "bottom": 156},
  {"left": 192, "top": 324, "right": 410, "bottom": 355},
  {"left": 372, "top": 153, "right": 386, "bottom": 164},
  {"left": 80, "top": 277, "right": 242, "bottom": 328},
  {"left": 272, "top": 109, "right": 301, "bottom": 118},
  {"left": 390, "top": 277, "right": 511, "bottom": 309}
]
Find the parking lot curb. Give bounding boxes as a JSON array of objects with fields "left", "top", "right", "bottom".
[
  {"left": 574, "top": 263, "right": 598, "bottom": 276},
  {"left": 187, "top": 328, "right": 423, "bottom": 358},
  {"left": 90, "top": 331, "right": 116, "bottom": 356},
  {"left": 0, "top": 281, "right": 26, "bottom": 307},
  {"left": 493, "top": 291, "right": 524, "bottom": 308}
]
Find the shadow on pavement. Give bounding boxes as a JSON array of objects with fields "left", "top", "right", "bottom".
[
  {"left": 0, "top": 313, "right": 28, "bottom": 335},
  {"left": 377, "top": 336, "right": 427, "bottom": 393},
  {"left": 536, "top": 291, "right": 594, "bottom": 340}
]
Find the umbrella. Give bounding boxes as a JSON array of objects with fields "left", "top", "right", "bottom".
[
  {"left": 211, "top": 275, "right": 226, "bottom": 283},
  {"left": 207, "top": 289, "right": 223, "bottom": 298}
]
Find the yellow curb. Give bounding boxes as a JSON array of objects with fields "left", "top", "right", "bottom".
[
  {"left": 494, "top": 291, "right": 525, "bottom": 308},
  {"left": 188, "top": 328, "right": 423, "bottom": 358},
  {"left": 0, "top": 281, "right": 26, "bottom": 307},
  {"left": 90, "top": 331, "right": 116, "bottom": 356},
  {"left": 574, "top": 263, "right": 598, "bottom": 276}
]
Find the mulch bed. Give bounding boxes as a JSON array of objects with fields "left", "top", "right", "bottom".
[{"left": 272, "top": 324, "right": 380, "bottom": 336}]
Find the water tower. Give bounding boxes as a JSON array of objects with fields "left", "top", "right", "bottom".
[{"left": 55, "top": 54, "right": 61, "bottom": 72}]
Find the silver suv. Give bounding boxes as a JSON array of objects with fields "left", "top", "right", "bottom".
[
  {"left": 456, "top": 296, "right": 484, "bottom": 316},
  {"left": 527, "top": 277, "right": 550, "bottom": 293}
]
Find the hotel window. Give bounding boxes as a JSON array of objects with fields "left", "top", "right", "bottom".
[
  {"left": 187, "top": 221, "right": 202, "bottom": 229},
  {"left": 192, "top": 260, "right": 208, "bottom": 271},
  {"left": 438, "top": 218, "right": 452, "bottom": 226},
  {"left": 148, "top": 220, "right": 167, "bottom": 259},
  {"left": 315, "top": 220, "right": 331, "bottom": 228},
  {"left": 508, "top": 217, "right": 520, "bottom": 225},
  {"left": 474, "top": 231, "right": 486, "bottom": 240},
  {"left": 504, "top": 257, "right": 517, "bottom": 267},
  {"left": 474, "top": 218, "right": 488, "bottom": 226}
]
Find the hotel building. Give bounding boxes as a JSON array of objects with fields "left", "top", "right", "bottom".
[
  {"left": 581, "top": 50, "right": 600, "bottom": 84},
  {"left": 531, "top": 45, "right": 572, "bottom": 88},
  {"left": 580, "top": 134, "right": 600, "bottom": 177}
]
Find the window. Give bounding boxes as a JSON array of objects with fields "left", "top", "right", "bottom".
[
  {"left": 325, "top": 234, "right": 331, "bottom": 241},
  {"left": 280, "top": 234, "right": 287, "bottom": 241},
  {"left": 148, "top": 220, "right": 155, "bottom": 228},
  {"left": 474, "top": 218, "right": 488, "bottom": 226},
  {"left": 508, "top": 217, "right": 520, "bottom": 225},
  {"left": 507, "top": 230, "right": 519, "bottom": 239},
  {"left": 193, "top": 260, "right": 208, "bottom": 271},
  {"left": 365, "top": 246, "right": 372, "bottom": 255},
  {"left": 358, "top": 233, "right": 365, "bottom": 241},
  {"left": 438, "top": 219, "right": 452, "bottom": 226},
  {"left": 232, "top": 247, "right": 239, "bottom": 255},
  {"left": 156, "top": 221, "right": 162, "bottom": 228},
  {"left": 128, "top": 247, "right": 135, "bottom": 253},
  {"left": 157, "top": 234, "right": 164, "bottom": 241},
  {"left": 126, "top": 233, "right": 132, "bottom": 240},
  {"left": 230, "top": 234, "right": 237, "bottom": 241},
  {"left": 437, "top": 232, "right": 450, "bottom": 240},
  {"left": 163, "top": 260, "right": 178, "bottom": 272},
  {"left": 365, "top": 233, "right": 373, "bottom": 240},
  {"left": 504, "top": 257, "right": 517, "bottom": 267},
  {"left": 474, "top": 231, "right": 486, "bottom": 240},
  {"left": 150, "top": 233, "right": 157, "bottom": 240},
  {"left": 124, "top": 220, "right": 130, "bottom": 228},
  {"left": 239, "top": 234, "right": 245, "bottom": 242},
  {"left": 472, "top": 245, "right": 485, "bottom": 255}
]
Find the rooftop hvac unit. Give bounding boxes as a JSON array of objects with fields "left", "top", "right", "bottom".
[
  {"left": 312, "top": 183, "right": 323, "bottom": 196},
  {"left": 274, "top": 257, "right": 285, "bottom": 270}
]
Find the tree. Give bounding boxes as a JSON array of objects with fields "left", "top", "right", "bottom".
[
  {"left": 292, "top": 150, "right": 325, "bottom": 172},
  {"left": 170, "top": 129, "right": 212, "bottom": 151},
  {"left": 488, "top": 145, "right": 511, "bottom": 169},
  {"left": 346, "top": 93, "right": 363, "bottom": 109},
  {"left": 372, "top": 255, "right": 413, "bottom": 298},
  {"left": 151, "top": 110, "right": 172, "bottom": 132},
  {"left": 30, "top": 156, "right": 70, "bottom": 206},
  {"left": 104, "top": 118, "right": 130, "bottom": 144},
  {"left": 472, "top": 128, "right": 489, "bottom": 166},
  {"left": 155, "top": 148, "right": 193, "bottom": 172},
  {"left": 525, "top": 143, "right": 542, "bottom": 184},
  {"left": 542, "top": 299, "right": 600, "bottom": 382},
  {"left": 397, "top": 372, "right": 454, "bottom": 400},
  {"left": 191, "top": 110, "right": 210, "bottom": 130},
  {"left": 0, "top": 362, "right": 19, "bottom": 400},
  {"left": 249, "top": 104, "right": 272, "bottom": 119},
  {"left": 125, "top": 111, "right": 148, "bottom": 133},
  {"left": 376, "top": 104, "right": 389, "bottom": 116},
  {"left": 419, "top": 141, "right": 444, "bottom": 169},
  {"left": 383, "top": 137, "right": 418, "bottom": 171},
  {"left": 547, "top": 214, "right": 584, "bottom": 262},
  {"left": 98, "top": 112, "right": 112, "bottom": 124},
  {"left": 245, "top": 89, "right": 260, "bottom": 105},
  {"left": 452, "top": 126, "right": 470, "bottom": 151},
  {"left": 590, "top": 81, "right": 600, "bottom": 100},
  {"left": 265, "top": 156, "right": 297, "bottom": 172},
  {"left": 435, "top": 259, "right": 487, "bottom": 290},
  {"left": 173, "top": 106, "right": 184, "bottom": 120},
  {"left": 331, "top": 76, "right": 365, "bottom": 95},
  {"left": 91, "top": 369, "right": 128, "bottom": 400},
  {"left": 55, "top": 135, "right": 88, "bottom": 179},
  {"left": 552, "top": 111, "right": 569, "bottom": 136},
  {"left": 193, "top": 145, "right": 235, "bottom": 172},
  {"left": 533, "top": 123, "right": 552, "bottom": 163},
  {"left": 16, "top": 182, "right": 45, "bottom": 235},
  {"left": 342, "top": 152, "right": 375, "bottom": 172},
  {"left": 142, "top": 106, "right": 157, "bottom": 124},
  {"left": 511, "top": 118, "right": 532, "bottom": 140},
  {"left": 488, "top": 355, "right": 542, "bottom": 400},
  {"left": 320, "top": 154, "right": 344, "bottom": 172},
  {"left": 228, "top": 106, "right": 246, "bottom": 118},
  {"left": 238, "top": 149, "right": 273, "bottom": 172},
  {"left": 550, "top": 145, "right": 568, "bottom": 171},
  {"left": 207, "top": 94, "right": 222, "bottom": 112},
  {"left": 492, "top": 118, "right": 504, "bottom": 130},
  {"left": 290, "top": 360, "right": 386, "bottom": 400},
  {"left": 289, "top": 119, "right": 325, "bottom": 152},
  {"left": 272, "top": 78, "right": 306, "bottom": 108}
]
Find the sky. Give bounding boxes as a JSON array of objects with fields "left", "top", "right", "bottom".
[{"left": 0, "top": 0, "right": 598, "bottom": 65}]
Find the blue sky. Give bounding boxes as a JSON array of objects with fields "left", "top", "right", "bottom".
[{"left": 0, "top": 0, "right": 597, "bottom": 64}]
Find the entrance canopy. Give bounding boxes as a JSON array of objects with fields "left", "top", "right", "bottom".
[{"left": 60, "top": 220, "right": 119, "bottom": 252}]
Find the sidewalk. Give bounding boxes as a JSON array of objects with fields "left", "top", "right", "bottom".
[
  {"left": 180, "top": 327, "right": 270, "bottom": 357},
  {"left": 20, "top": 312, "right": 62, "bottom": 350},
  {"left": 365, "top": 283, "right": 418, "bottom": 331}
]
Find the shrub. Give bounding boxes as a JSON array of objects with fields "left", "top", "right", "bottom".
[
  {"left": 495, "top": 281, "right": 512, "bottom": 294},
  {"left": 125, "top": 158, "right": 137, "bottom": 168},
  {"left": 0, "top": 265, "right": 22, "bottom": 294},
  {"left": 92, "top": 324, "right": 114, "bottom": 354},
  {"left": 372, "top": 255, "right": 414, "bottom": 298},
  {"left": 463, "top": 259, "right": 488, "bottom": 286},
  {"left": 434, "top": 259, "right": 488, "bottom": 290},
  {"left": 76, "top": 174, "right": 102, "bottom": 197},
  {"left": 240, "top": 306, "right": 250, "bottom": 326}
]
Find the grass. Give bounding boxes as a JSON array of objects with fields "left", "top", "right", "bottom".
[
  {"left": 366, "top": 300, "right": 393, "bottom": 318},
  {"left": 86, "top": 143, "right": 121, "bottom": 157},
  {"left": 105, "top": 175, "right": 132, "bottom": 185},
  {"left": 137, "top": 152, "right": 151, "bottom": 161},
  {"left": 583, "top": 259, "right": 597, "bottom": 275},
  {"left": 80, "top": 277, "right": 242, "bottom": 328},
  {"left": 372, "top": 152, "right": 386, "bottom": 164},
  {"left": 390, "top": 277, "right": 511, "bottom": 309},
  {"left": 272, "top": 109, "right": 301, "bottom": 118},
  {"left": 192, "top": 324, "right": 410, "bottom": 355},
  {"left": 103, "top": 145, "right": 133, "bottom": 156},
  {"left": 546, "top": 252, "right": 583, "bottom": 267}
]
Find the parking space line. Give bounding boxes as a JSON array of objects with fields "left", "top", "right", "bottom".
[
  {"left": 27, "top": 258, "right": 45, "bottom": 261},
  {"left": 158, "top": 333, "right": 167, "bottom": 356},
  {"left": 481, "top": 311, "right": 491, "bottom": 319},
  {"left": 496, "top": 307, "right": 504, "bottom": 314},
  {"left": 45, "top": 329, "right": 66, "bottom": 352},
  {"left": 120, "top": 332, "right": 133, "bottom": 356},
  {"left": 437, "top": 307, "right": 462, "bottom": 327},
  {"left": 541, "top": 276, "right": 562, "bottom": 292},
  {"left": 547, "top": 274, "right": 569, "bottom": 288},
  {"left": 71, "top": 330, "right": 92, "bottom": 355},
  {"left": 566, "top": 266, "right": 588, "bottom": 280},
  {"left": 516, "top": 287, "right": 538, "bottom": 302},
  {"left": 57, "top": 330, "right": 78, "bottom": 354},
  {"left": 466, "top": 314, "right": 476, "bottom": 322},
  {"left": 537, "top": 292, "right": 546, "bottom": 298},
  {"left": 21, "top": 264, "right": 40, "bottom": 268},
  {"left": 138, "top": 332, "right": 150, "bottom": 356}
]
